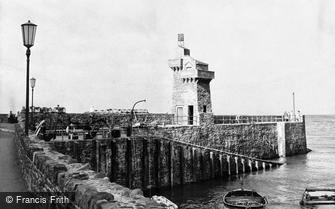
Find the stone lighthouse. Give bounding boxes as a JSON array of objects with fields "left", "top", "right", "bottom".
[{"left": 168, "top": 34, "right": 215, "bottom": 125}]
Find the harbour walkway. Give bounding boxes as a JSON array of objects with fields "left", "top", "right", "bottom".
[{"left": 0, "top": 123, "right": 26, "bottom": 192}]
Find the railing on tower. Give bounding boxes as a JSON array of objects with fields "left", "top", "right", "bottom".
[
  {"left": 174, "top": 116, "right": 198, "bottom": 126},
  {"left": 213, "top": 115, "right": 303, "bottom": 124}
]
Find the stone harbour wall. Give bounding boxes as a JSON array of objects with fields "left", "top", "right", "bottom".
[
  {"left": 30, "top": 112, "right": 174, "bottom": 129},
  {"left": 134, "top": 120, "right": 307, "bottom": 160},
  {"left": 51, "top": 136, "right": 283, "bottom": 191},
  {"left": 285, "top": 122, "right": 308, "bottom": 156},
  {"left": 14, "top": 124, "right": 169, "bottom": 209}
]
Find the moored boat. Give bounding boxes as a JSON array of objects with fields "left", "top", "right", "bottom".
[
  {"left": 223, "top": 188, "right": 267, "bottom": 208},
  {"left": 152, "top": 195, "right": 178, "bottom": 209},
  {"left": 300, "top": 188, "right": 335, "bottom": 205}
]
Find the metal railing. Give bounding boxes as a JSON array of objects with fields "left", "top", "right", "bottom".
[
  {"left": 214, "top": 115, "right": 288, "bottom": 124},
  {"left": 172, "top": 116, "right": 198, "bottom": 126}
]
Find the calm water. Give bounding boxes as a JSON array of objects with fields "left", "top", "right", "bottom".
[{"left": 158, "top": 115, "right": 335, "bottom": 209}]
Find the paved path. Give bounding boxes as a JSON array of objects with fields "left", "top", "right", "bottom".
[{"left": 0, "top": 123, "right": 27, "bottom": 192}]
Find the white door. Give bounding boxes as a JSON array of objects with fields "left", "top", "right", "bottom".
[{"left": 176, "top": 106, "right": 183, "bottom": 125}]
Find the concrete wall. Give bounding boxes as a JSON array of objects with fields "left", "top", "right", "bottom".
[{"left": 13, "top": 124, "right": 169, "bottom": 209}]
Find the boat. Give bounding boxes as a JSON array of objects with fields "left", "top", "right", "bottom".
[
  {"left": 223, "top": 188, "right": 268, "bottom": 208},
  {"left": 300, "top": 188, "right": 335, "bottom": 205},
  {"left": 152, "top": 195, "right": 178, "bottom": 209}
]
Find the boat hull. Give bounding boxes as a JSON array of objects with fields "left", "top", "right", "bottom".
[
  {"left": 223, "top": 189, "right": 267, "bottom": 209},
  {"left": 300, "top": 188, "right": 335, "bottom": 206}
]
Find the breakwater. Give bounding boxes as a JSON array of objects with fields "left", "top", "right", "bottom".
[
  {"left": 133, "top": 118, "right": 308, "bottom": 159},
  {"left": 30, "top": 112, "right": 308, "bottom": 159}
]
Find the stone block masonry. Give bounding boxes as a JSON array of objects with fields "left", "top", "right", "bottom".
[
  {"left": 285, "top": 122, "right": 308, "bottom": 156},
  {"left": 133, "top": 118, "right": 308, "bottom": 159},
  {"left": 31, "top": 112, "right": 174, "bottom": 130},
  {"left": 13, "top": 124, "right": 169, "bottom": 209}
]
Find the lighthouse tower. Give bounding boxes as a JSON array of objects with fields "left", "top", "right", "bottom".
[{"left": 168, "top": 34, "right": 215, "bottom": 125}]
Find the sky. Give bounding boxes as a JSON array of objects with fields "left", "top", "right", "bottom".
[{"left": 1, "top": 0, "right": 335, "bottom": 115}]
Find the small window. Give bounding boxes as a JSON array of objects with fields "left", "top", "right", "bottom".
[{"left": 203, "top": 105, "right": 207, "bottom": 113}]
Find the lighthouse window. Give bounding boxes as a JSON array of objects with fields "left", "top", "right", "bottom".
[{"left": 203, "top": 105, "right": 207, "bottom": 113}]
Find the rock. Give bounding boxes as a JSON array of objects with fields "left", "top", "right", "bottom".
[
  {"left": 97, "top": 201, "right": 119, "bottom": 209},
  {"left": 94, "top": 172, "right": 106, "bottom": 178},
  {"left": 130, "top": 189, "right": 143, "bottom": 198},
  {"left": 77, "top": 163, "right": 91, "bottom": 171},
  {"left": 75, "top": 185, "right": 97, "bottom": 207},
  {"left": 89, "top": 192, "right": 114, "bottom": 209}
]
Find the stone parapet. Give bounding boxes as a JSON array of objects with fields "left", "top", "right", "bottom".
[{"left": 13, "top": 124, "right": 169, "bottom": 209}]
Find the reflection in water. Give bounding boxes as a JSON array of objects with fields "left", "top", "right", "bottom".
[{"left": 157, "top": 115, "right": 335, "bottom": 209}]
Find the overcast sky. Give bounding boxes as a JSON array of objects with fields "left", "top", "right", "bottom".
[{"left": 1, "top": 0, "right": 335, "bottom": 115}]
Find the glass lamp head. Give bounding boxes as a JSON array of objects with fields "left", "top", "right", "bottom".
[{"left": 21, "top": 20, "right": 37, "bottom": 48}]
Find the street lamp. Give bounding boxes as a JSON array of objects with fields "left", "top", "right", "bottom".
[
  {"left": 30, "top": 77, "right": 36, "bottom": 130},
  {"left": 21, "top": 20, "right": 37, "bottom": 135},
  {"left": 127, "top": 99, "right": 146, "bottom": 136}
]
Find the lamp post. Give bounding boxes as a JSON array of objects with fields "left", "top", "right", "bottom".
[
  {"left": 127, "top": 99, "right": 146, "bottom": 136},
  {"left": 21, "top": 20, "right": 37, "bottom": 135},
  {"left": 30, "top": 77, "right": 36, "bottom": 129}
]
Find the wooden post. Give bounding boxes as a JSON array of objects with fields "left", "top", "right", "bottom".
[
  {"left": 126, "top": 139, "right": 132, "bottom": 188},
  {"left": 96, "top": 140, "right": 100, "bottom": 172},
  {"left": 90, "top": 140, "right": 97, "bottom": 171},
  {"left": 191, "top": 147, "right": 195, "bottom": 182},
  {"left": 235, "top": 157, "right": 238, "bottom": 175},
  {"left": 179, "top": 146, "right": 184, "bottom": 185},
  {"left": 169, "top": 142, "right": 174, "bottom": 187},
  {"left": 110, "top": 140, "right": 117, "bottom": 182},
  {"left": 142, "top": 139, "right": 148, "bottom": 189},
  {"left": 200, "top": 150, "right": 204, "bottom": 180},
  {"left": 155, "top": 139, "right": 161, "bottom": 188},
  {"left": 227, "top": 156, "right": 231, "bottom": 176},
  {"left": 210, "top": 151, "right": 214, "bottom": 178},
  {"left": 219, "top": 154, "right": 223, "bottom": 177}
]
